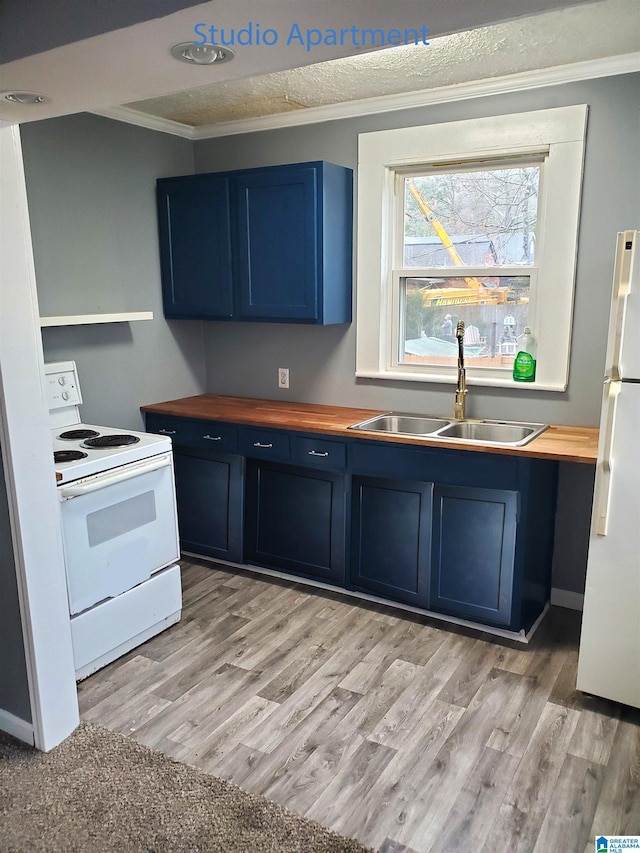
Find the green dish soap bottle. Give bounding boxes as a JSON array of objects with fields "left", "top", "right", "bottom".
[{"left": 513, "top": 327, "right": 536, "bottom": 382}]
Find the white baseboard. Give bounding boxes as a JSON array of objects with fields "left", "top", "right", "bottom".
[
  {"left": 551, "top": 587, "right": 584, "bottom": 611},
  {"left": 185, "top": 551, "right": 548, "bottom": 643},
  {"left": 0, "top": 708, "right": 34, "bottom": 745}
]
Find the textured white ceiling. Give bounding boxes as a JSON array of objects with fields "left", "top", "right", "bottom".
[
  {"left": 123, "top": 0, "right": 639, "bottom": 127},
  {"left": 1, "top": 0, "right": 594, "bottom": 125}
]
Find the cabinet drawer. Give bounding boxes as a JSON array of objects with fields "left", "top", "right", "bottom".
[
  {"left": 145, "top": 414, "right": 237, "bottom": 453},
  {"left": 240, "top": 428, "right": 290, "bottom": 461},
  {"left": 294, "top": 436, "right": 347, "bottom": 470},
  {"left": 188, "top": 422, "right": 237, "bottom": 454},
  {"left": 144, "top": 414, "right": 193, "bottom": 445}
]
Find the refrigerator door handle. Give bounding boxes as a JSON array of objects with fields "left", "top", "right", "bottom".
[
  {"left": 594, "top": 380, "right": 621, "bottom": 536},
  {"left": 605, "top": 232, "right": 635, "bottom": 380}
]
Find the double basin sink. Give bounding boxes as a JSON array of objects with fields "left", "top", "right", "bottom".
[{"left": 348, "top": 413, "right": 548, "bottom": 447}]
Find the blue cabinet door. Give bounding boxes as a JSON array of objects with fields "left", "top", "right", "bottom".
[
  {"left": 235, "top": 166, "right": 318, "bottom": 321},
  {"left": 157, "top": 176, "right": 234, "bottom": 318},
  {"left": 244, "top": 460, "right": 346, "bottom": 584},
  {"left": 430, "top": 485, "right": 517, "bottom": 627},
  {"left": 173, "top": 448, "right": 243, "bottom": 563},
  {"left": 350, "top": 475, "right": 432, "bottom": 608}
]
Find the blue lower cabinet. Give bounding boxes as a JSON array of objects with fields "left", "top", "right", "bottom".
[
  {"left": 350, "top": 476, "right": 432, "bottom": 609},
  {"left": 244, "top": 460, "right": 346, "bottom": 584},
  {"left": 146, "top": 412, "right": 557, "bottom": 634},
  {"left": 173, "top": 448, "right": 243, "bottom": 563},
  {"left": 430, "top": 485, "right": 518, "bottom": 627}
]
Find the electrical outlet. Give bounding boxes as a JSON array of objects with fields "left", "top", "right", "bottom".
[{"left": 278, "top": 367, "right": 289, "bottom": 389}]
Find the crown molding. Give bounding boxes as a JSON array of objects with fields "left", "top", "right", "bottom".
[
  {"left": 93, "top": 52, "right": 640, "bottom": 140},
  {"left": 91, "top": 106, "right": 194, "bottom": 138}
]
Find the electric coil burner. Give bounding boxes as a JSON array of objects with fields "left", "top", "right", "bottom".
[
  {"left": 45, "top": 360, "right": 181, "bottom": 682},
  {"left": 54, "top": 449, "right": 88, "bottom": 463},
  {"left": 58, "top": 428, "right": 100, "bottom": 440},
  {"left": 82, "top": 433, "right": 141, "bottom": 449}
]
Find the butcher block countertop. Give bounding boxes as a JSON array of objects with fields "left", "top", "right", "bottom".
[{"left": 141, "top": 394, "right": 599, "bottom": 464}]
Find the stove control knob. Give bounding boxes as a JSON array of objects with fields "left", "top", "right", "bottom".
[
  {"left": 61, "top": 391, "right": 70, "bottom": 401},
  {"left": 58, "top": 376, "right": 66, "bottom": 386}
]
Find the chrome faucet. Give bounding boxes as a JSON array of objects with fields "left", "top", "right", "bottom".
[{"left": 454, "top": 320, "right": 467, "bottom": 420}]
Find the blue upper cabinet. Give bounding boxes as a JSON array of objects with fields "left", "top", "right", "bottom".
[
  {"left": 157, "top": 174, "right": 234, "bottom": 319},
  {"left": 157, "top": 161, "right": 353, "bottom": 324}
]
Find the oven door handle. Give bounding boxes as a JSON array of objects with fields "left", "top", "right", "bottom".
[{"left": 59, "top": 455, "right": 172, "bottom": 499}]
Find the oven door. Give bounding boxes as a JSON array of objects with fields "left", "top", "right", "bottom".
[{"left": 58, "top": 452, "right": 180, "bottom": 615}]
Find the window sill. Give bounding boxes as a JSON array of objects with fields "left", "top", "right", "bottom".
[{"left": 355, "top": 368, "right": 566, "bottom": 392}]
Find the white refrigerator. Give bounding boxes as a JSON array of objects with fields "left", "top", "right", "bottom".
[{"left": 577, "top": 230, "right": 640, "bottom": 708}]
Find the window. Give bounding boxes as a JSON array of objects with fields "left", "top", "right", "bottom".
[
  {"left": 356, "top": 105, "right": 588, "bottom": 391},
  {"left": 398, "top": 162, "right": 539, "bottom": 371}
]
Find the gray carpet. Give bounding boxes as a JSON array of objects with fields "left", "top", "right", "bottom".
[{"left": 0, "top": 722, "right": 373, "bottom": 853}]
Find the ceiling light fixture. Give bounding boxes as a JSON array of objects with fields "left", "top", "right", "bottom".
[
  {"left": 170, "top": 42, "right": 235, "bottom": 65},
  {"left": 2, "top": 91, "right": 49, "bottom": 105}
]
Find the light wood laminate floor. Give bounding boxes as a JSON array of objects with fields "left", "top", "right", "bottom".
[{"left": 78, "top": 559, "right": 640, "bottom": 853}]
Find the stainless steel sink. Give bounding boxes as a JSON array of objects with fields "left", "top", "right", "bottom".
[
  {"left": 348, "top": 412, "right": 548, "bottom": 446},
  {"left": 435, "top": 420, "right": 548, "bottom": 446},
  {"left": 348, "top": 413, "right": 451, "bottom": 436}
]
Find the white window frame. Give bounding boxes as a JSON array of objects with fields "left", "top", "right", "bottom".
[{"left": 356, "top": 105, "right": 588, "bottom": 391}]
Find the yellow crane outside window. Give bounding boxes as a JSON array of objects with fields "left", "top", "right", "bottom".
[{"left": 406, "top": 180, "right": 508, "bottom": 306}]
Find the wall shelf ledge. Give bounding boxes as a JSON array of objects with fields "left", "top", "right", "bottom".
[{"left": 39, "top": 311, "right": 153, "bottom": 327}]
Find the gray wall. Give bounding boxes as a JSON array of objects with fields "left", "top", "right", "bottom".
[
  {"left": 21, "top": 114, "right": 207, "bottom": 430},
  {"left": 195, "top": 73, "right": 640, "bottom": 429},
  {"left": 193, "top": 73, "right": 639, "bottom": 595},
  {"left": 0, "top": 446, "right": 32, "bottom": 723},
  {"left": 18, "top": 76, "right": 639, "bottom": 597}
]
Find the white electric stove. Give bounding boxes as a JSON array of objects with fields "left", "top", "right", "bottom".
[
  {"left": 45, "top": 361, "right": 182, "bottom": 680},
  {"left": 52, "top": 423, "right": 173, "bottom": 484}
]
